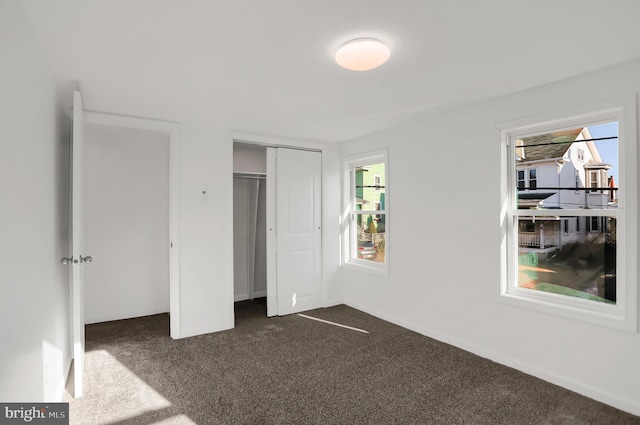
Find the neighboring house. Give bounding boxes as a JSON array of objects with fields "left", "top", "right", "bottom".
[
  {"left": 355, "top": 164, "right": 386, "bottom": 247},
  {"left": 516, "top": 128, "right": 615, "bottom": 254}
]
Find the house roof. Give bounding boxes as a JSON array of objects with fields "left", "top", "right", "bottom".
[
  {"left": 584, "top": 161, "right": 612, "bottom": 169},
  {"left": 517, "top": 192, "right": 555, "bottom": 209},
  {"left": 517, "top": 129, "right": 583, "bottom": 162},
  {"left": 517, "top": 192, "right": 555, "bottom": 200}
]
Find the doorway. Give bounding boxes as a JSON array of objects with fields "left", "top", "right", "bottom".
[
  {"left": 83, "top": 123, "right": 170, "bottom": 325},
  {"left": 233, "top": 143, "right": 268, "bottom": 318}
]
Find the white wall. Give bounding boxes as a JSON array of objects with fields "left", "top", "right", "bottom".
[
  {"left": 340, "top": 59, "right": 640, "bottom": 415},
  {"left": 84, "top": 124, "right": 170, "bottom": 324},
  {"left": 254, "top": 180, "right": 267, "bottom": 296},
  {"left": 0, "top": 0, "right": 71, "bottom": 401},
  {"left": 233, "top": 143, "right": 268, "bottom": 301},
  {"left": 233, "top": 177, "right": 257, "bottom": 301}
]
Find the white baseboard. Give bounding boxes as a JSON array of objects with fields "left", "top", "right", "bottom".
[
  {"left": 57, "top": 357, "right": 72, "bottom": 402},
  {"left": 323, "top": 297, "right": 343, "bottom": 308},
  {"left": 234, "top": 290, "right": 267, "bottom": 302},
  {"left": 177, "top": 321, "right": 234, "bottom": 339},
  {"left": 85, "top": 307, "right": 169, "bottom": 325},
  {"left": 345, "top": 301, "right": 640, "bottom": 417}
]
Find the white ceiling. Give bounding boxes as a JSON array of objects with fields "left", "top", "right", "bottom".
[{"left": 21, "top": 0, "right": 640, "bottom": 142}]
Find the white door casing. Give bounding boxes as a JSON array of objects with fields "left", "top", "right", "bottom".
[
  {"left": 267, "top": 148, "right": 322, "bottom": 316},
  {"left": 82, "top": 111, "right": 181, "bottom": 338},
  {"left": 266, "top": 148, "right": 277, "bottom": 316}
]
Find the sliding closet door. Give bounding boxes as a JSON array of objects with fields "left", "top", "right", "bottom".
[{"left": 267, "top": 148, "right": 322, "bottom": 316}]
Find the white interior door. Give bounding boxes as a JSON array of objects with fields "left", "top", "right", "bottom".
[
  {"left": 267, "top": 148, "right": 322, "bottom": 316},
  {"left": 70, "top": 91, "right": 88, "bottom": 397}
]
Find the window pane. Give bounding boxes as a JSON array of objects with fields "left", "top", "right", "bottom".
[
  {"left": 515, "top": 123, "right": 618, "bottom": 210},
  {"left": 517, "top": 170, "right": 525, "bottom": 189},
  {"left": 355, "top": 163, "right": 385, "bottom": 208},
  {"left": 517, "top": 216, "right": 616, "bottom": 304},
  {"left": 528, "top": 169, "right": 537, "bottom": 190},
  {"left": 355, "top": 213, "right": 385, "bottom": 263}
]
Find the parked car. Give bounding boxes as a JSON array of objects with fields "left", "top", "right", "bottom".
[{"left": 357, "top": 240, "right": 377, "bottom": 260}]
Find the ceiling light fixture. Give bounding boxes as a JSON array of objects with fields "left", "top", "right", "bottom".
[{"left": 335, "top": 38, "right": 390, "bottom": 71}]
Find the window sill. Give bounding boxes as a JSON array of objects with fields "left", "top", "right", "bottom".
[{"left": 499, "top": 287, "right": 637, "bottom": 332}]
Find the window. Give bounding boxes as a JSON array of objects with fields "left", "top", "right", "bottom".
[
  {"left": 519, "top": 220, "right": 535, "bottom": 233},
  {"left": 589, "top": 170, "right": 600, "bottom": 193},
  {"left": 517, "top": 170, "right": 525, "bottom": 189},
  {"left": 528, "top": 168, "right": 537, "bottom": 190},
  {"left": 374, "top": 175, "right": 382, "bottom": 191},
  {"left": 499, "top": 96, "right": 637, "bottom": 331},
  {"left": 343, "top": 150, "right": 388, "bottom": 274},
  {"left": 577, "top": 148, "right": 584, "bottom": 161},
  {"left": 516, "top": 168, "right": 537, "bottom": 190},
  {"left": 588, "top": 216, "right": 596, "bottom": 232}
]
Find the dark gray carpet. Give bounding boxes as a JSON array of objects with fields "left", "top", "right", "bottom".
[{"left": 65, "top": 301, "right": 640, "bottom": 424}]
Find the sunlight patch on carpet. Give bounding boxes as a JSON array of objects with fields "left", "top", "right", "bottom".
[
  {"left": 73, "top": 349, "right": 172, "bottom": 424},
  {"left": 297, "top": 313, "right": 369, "bottom": 334}
]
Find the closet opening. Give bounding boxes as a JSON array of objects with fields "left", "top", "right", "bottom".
[{"left": 233, "top": 143, "right": 268, "bottom": 321}]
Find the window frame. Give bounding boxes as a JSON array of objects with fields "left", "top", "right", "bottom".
[
  {"left": 342, "top": 149, "right": 389, "bottom": 276},
  {"left": 498, "top": 95, "right": 638, "bottom": 332}
]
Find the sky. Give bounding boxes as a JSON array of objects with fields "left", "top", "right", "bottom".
[{"left": 589, "top": 121, "right": 618, "bottom": 184}]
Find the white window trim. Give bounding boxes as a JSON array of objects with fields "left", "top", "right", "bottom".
[
  {"left": 342, "top": 149, "right": 389, "bottom": 276},
  {"left": 498, "top": 95, "right": 638, "bottom": 332}
]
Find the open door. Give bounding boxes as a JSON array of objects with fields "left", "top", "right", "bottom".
[
  {"left": 266, "top": 148, "right": 322, "bottom": 316},
  {"left": 64, "top": 91, "right": 91, "bottom": 397}
]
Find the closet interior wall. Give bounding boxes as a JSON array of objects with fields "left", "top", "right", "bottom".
[{"left": 233, "top": 143, "right": 267, "bottom": 302}]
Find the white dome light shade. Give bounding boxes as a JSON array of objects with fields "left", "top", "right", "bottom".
[{"left": 335, "top": 38, "right": 390, "bottom": 71}]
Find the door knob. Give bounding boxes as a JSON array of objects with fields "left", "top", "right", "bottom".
[
  {"left": 81, "top": 255, "right": 93, "bottom": 264},
  {"left": 60, "top": 257, "right": 72, "bottom": 265}
]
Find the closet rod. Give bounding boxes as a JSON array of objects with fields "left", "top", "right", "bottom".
[{"left": 233, "top": 172, "right": 266, "bottom": 180}]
